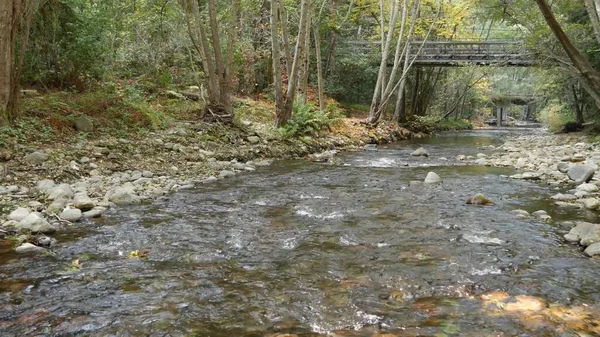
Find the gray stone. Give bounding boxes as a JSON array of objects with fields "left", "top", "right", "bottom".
[
  {"left": 131, "top": 171, "right": 143, "bottom": 180},
  {"left": 79, "top": 156, "right": 90, "bottom": 164},
  {"left": 551, "top": 193, "right": 577, "bottom": 201},
  {"left": 532, "top": 210, "right": 548, "bottom": 217},
  {"left": 583, "top": 198, "right": 600, "bottom": 210},
  {"left": 476, "top": 153, "right": 487, "bottom": 159},
  {"left": 577, "top": 183, "right": 599, "bottom": 192},
  {"left": 564, "top": 222, "right": 600, "bottom": 246},
  {"left": 17, "top": 213, "right": 56, "bottom": 233},
  {"left": 200, "top": 176, "right": 218, "bottom": 184},
  {"left": 60, "top": 208, "right": 82, "bottom": 222},
  {"left": 89, "top": 163, "right": 98, "bottom": 169},
  {"left": 456, "top": 155, "right": 467, "bottom": 161},
  {"left": 411, "top": 147, "right": 429, "bottom": 157},
  {"left": 575, "top": 191, "right": 591, "bottom": 199},
  {"left": 232, "top": 162, "right": 246, "bottom": 170},
  {"left": 27, "top": 201, "right": 44, "bottom": 211},
  {"left": 74, "top": 115, "right": 94, "bottom": 132},
  {"left": 557, "top": 162, "right": 570, "bottom": 173},
  {"left": 47, "top": 184, "right": 74, "bottom": 200},
  {"left": 0, "top": 186, "right": 7, "bottom": 195},
  {"left": 254, "top": 159, "right": 273, "bottom": 167},
  {"left": 571, "top": 154, "right": 586, "bottom": 162},
  {"left": 24, "top": 151, "right": 49, "bottom": 165},
  {"left": 107, "top": 184, "right": 140, "bottom": 205},
  {"left": 83, "top": 208, "right": 104, "bottom": 218},
  {"left": 474, "top": 158, "right": 488, "bottom": 166},
  {"left": 510, "top": 209, "right": 530, "bottom": 218},
  {"left": 72, "top": 193, "right": 95, "bottom": 210},
  {"left": 7, "top": 207, "right": 31, "bottom": 221},
  {"left": 6, "top": 185, "right": 18, "bottom": 193},
  {"left": 166, "top": 90, "right": 185, "bottom": 99},
  {"left": 218, "top": 170, "right": 236, "bottom": 179},
  {"left": 132, "top": 178, "right": 152, "bottom": 185},
  {"left": 47, "top": 200, "right": 67, "bottom": 214},
  {"left": 567, "top": 165, "right": 595, "bottom": 184},
  {"left": 424, "top": 172, "right": 441, "bottom": 184},
  {"left": 364, "top": 144, "right": 378, "bottom": 151},
  {"left": 142, "top": 170, "right": 154, "bottom": 178},
  {"left": 585, "top": 242, "right": 600, "bottom": 256},
  {"left": 1, "top": 220, "right": 19, "bottom": 231},
  {"left": 15, "top": 243, "right": 45, "bottom": 254},
  {"left": 247, "top": 136, "right": 261, "bottom": 144}
]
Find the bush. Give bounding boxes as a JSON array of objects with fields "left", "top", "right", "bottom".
[
  {"left": 278, "top": 96, "right": 344, "bottom": 138},
  {"left": 539, "top": 100, "right": 574, "bottom": 133},
  {"left": 411, "top": 115, "right": 473, "bottom": 132}
]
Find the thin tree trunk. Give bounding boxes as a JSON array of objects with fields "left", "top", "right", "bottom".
[
  {"left": 270, "top": 0, "right": 284, "bottom": 118},
  {"left": 279, "top": 0, "right": 292, "bottom": 78},
  {"left": 584, "top": 0, "right": 600, "bottom": 45},
  {"left": 314, "top": 23, "right": 325, "bottom": 111},
  {"left": 279, "top": 0, "right": 310, "bottom": 127}
]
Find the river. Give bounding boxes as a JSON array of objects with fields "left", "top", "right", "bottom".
[{"left": 2, "top": 128, "right": 600, "bottom": 336}]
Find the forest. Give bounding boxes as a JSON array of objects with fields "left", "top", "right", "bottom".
[{"left": 2, "top": 0, "right": 600, "bottom": 138}]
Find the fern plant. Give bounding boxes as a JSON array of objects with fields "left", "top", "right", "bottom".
[{"left": 278, "top": 96, "right": 344, "bottom": 138}]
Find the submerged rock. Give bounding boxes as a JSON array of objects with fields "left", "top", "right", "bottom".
[
  {"left": 467, "top": 193, "right": 495, "bottom": 206},
  {"left": 411, "top": 147, "right": 429, "bottom": 157}
]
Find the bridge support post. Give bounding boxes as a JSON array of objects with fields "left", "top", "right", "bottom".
[{"left": 497, "top": 106, "right": 503, "bottom": 127}]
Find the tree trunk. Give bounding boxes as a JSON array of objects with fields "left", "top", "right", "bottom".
[
  {"left": 534, "top": 0, "right": 600, "bottom": 102},
  {"left": 0, "top": 1, "right": 14, "bottom": 125},
  {"left": 584, "top": 0, "right": 600, "bottom": 45},
  {"left": 278, "top": 0, "right": 310, "bottom": 127},
  {"left": 279, "top": 0, "right": 292, "bottom": 78},
  {"left": 313, "top": 23, "right": 325, "bottom": 111},
  {"left": 0, "top": 0, "right": 38, "bottom": 125},
  {"left": 270, "top": 0, "right": 284, "bottom": 118}
]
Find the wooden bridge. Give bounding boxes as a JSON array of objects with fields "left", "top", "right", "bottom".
[{"left": 347, "top": 39, "right": 536, "bottom": 67}]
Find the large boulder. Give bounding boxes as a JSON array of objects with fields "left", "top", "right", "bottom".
[
  {"left": 567, "top": 165, "right": 595, "bottom": 184},
  {"left": 36, "top": 179, "right": 55, "bottom": 193},
  {"left": 424, "top": 172, "right": 442, "bottom": 184},
  {"left": 47, "top": 184, "right": 74, "bottom": 200},
  {"left": 411, "top": 147, "right": 429, "bottom": 157},
  {"left": 16, "top": 213, "right": 56, "bottom": 233},
  {"left": 585, "top": 242, "right": 600, "bottom": 257},
  {"left": 577, "top": 183, "right": 599, "bottom": 193},
  {"left": 557, "top": 162, "right": 570, "bottom": 174},
  {"left": 15, "top": 243, "right": 45, "bottom": 254},
  {"left": 564, "top": 222, "right": 600, "bottom": 246}
]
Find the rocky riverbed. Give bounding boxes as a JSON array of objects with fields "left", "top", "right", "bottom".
[
  {"left": 468, "top": 128, "right": 600, "bottom": 256},
  {"left": 0, "top": 118, "right": 414, "bottom": 252}
]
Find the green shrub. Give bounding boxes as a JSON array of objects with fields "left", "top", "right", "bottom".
[
  {"left": 539, "top": 100, "right": 573, "bottom": 133},
  {"left": 278, "top": 96, "right": 343, "bottom": 138}
]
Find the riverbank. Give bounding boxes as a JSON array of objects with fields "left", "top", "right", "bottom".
[
  {"left": 0, "top": 99, "right": 419, "bottom": 251},
  {"left": 480, "top": 128, "right": 600, "bottom": 255}
]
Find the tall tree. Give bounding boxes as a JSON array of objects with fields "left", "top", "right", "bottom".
[
  {"left": 183, "top": 0, "right": 238, "bottom": 114},
  {"left": 0, "top": 0, "right": 39, "bottom": 125},
  {"left": 534, "top": 0, "right": 600, "bottom": 108}
]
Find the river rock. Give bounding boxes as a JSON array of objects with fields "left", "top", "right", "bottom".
[
  {"left": 28, "top": 201, "right": 44, "bottom": 212},
  {"left": 411, "top": 147, "right": 429, "bottom": 157},
  {"left": 24, "top": 151, "right": 49, "bottom": 165},
  {"left": 510, "top": 209, "right": 530, "bottom": 218},
  {"left": 72, "top": 193, "right": 95, "bottom": 210},
  {"left": 219, "top": 170, "right": 235, "bottom": 179},
  {"left": 254, "top": 159, "right": 274, "bottom": 167},
  {"left": 60, "top": 208, "right": 83, "bottom": 222},
  {"left": 474, "top": 158, "right": 488, "bottom": 166},
  {"left": 577, "top": 183, "right": 599, "bottom": 192},
  {"left": 583, "top": 198, "right": 600, "bottom": 210},
  {"left": 47, "top": 186, "right": 73, "bottom": 202},
  {"left": 108, "top": 184, "right": 141, "bottom": 205},
  {"left": 551, "top": 193, "right": 577, "bottom": 201},
  {"left": 15, "top": 243, "right": 45, "bottom": 254},
  {"left": 571, "top": 154, "right": 586, "bottom": 162},
  {"left": 515, "top": 158, "right": 527, "bottom": 168},
  {"left": 557, "top": 162, "right": 570, "bottom": 173},
  {"left": 477, "top": 153, "right": 487, "bottom": 159},
  {"left": 424, "top": 172, "right": 441, "bottom": 184},
  {"left": 584, "top": 242, "right": 600, "bottom": 256},
  {"left": 7, "top": 207, "right": 31, "bottom": 222},
  {"left": 521, "top": 172, "right": 540, "bottom": 180},
  {"left": 83, "top": 208, "right": 104, "bottom": 218},
  {"left": 308, "top": 150, "right": 338, "bottom": 162},
  {"left": 247, "top": 136, "right": 261, "bottom": 144},
  {"left": 364, "top": 144, "right": 378, "bottom": 151},
  {"left": 456, "top": 154, "right": 466, "bottom": 161},
  {"left": 467, "top": 193, "right": 495, "bottom": 206},
  {"left": 74, "top": 115, "right": 94, "bottom": 132},
  {"left": 575, "top": 190, "right": 591, "bottom": 199},
  {"left": 17, "top": 213, "right": 56, "bottom": 233},
  {"left": 47, "top": 199, "right": 67, "bottom": 214},
  {"left": 567, "top": 165, "right": 595, "bottom": 184},
  {"left": 564, "top": 222, "right": 600, "bottom": 246},
  {"left": 200, "top": 176, "right": 218, "bottom": 184}
]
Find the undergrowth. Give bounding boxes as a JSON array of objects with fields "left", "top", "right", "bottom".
[{"left": 278, "top": 97, "right": 346, "bottom": 138}]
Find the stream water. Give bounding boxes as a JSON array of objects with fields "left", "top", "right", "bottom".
[{"left": 2, "top": 129, "right": 600, "bottom": 336}]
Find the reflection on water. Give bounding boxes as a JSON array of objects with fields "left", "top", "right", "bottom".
[{"left": 1, "top": 128, "right": 600, "bottom": 336}]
